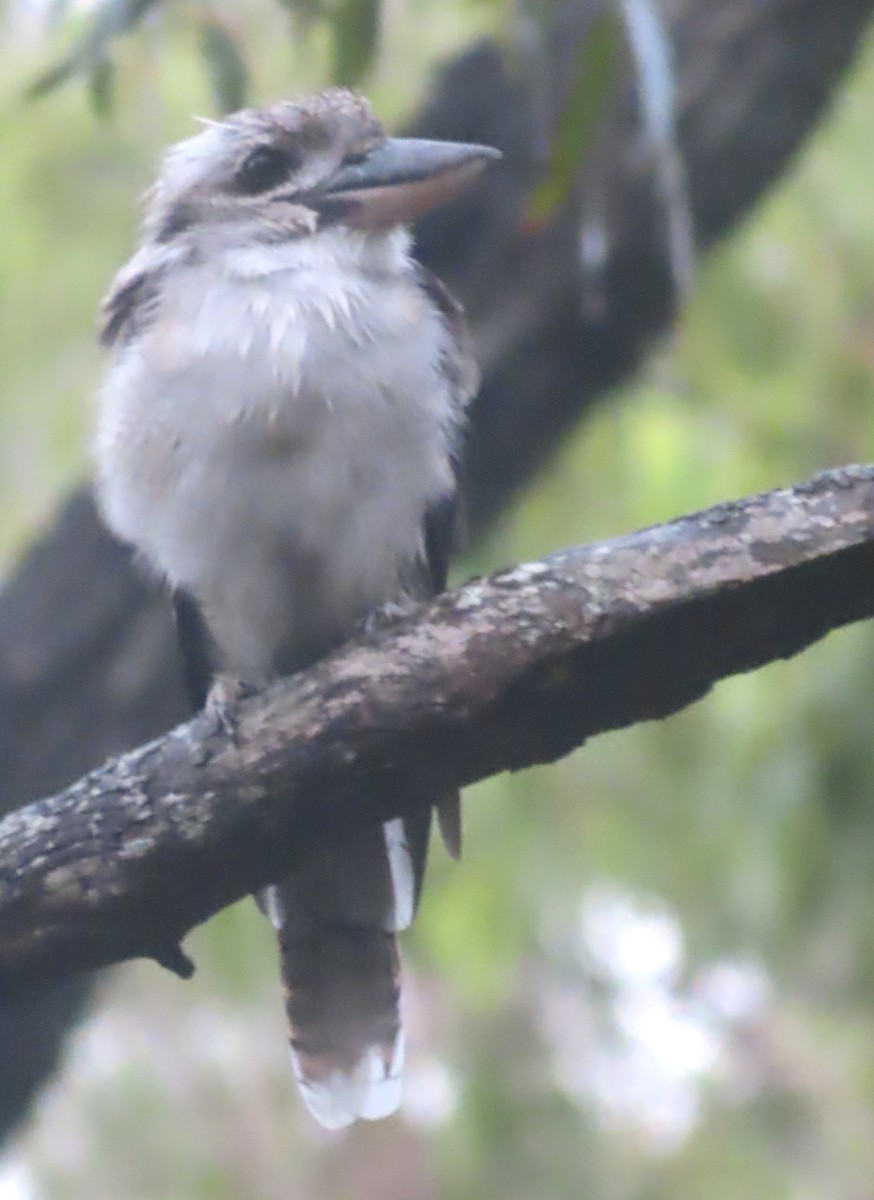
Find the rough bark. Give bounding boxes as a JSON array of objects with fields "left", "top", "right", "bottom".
[
  {"left": 3, "top": 465, "right": 874, "bottom": 1000},
  {"left": 2, "top": 0, "right": 873, "bottom": 1141}
]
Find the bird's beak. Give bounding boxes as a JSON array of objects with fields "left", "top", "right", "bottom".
[{"left": 313, "top": 138, "right": 501, "bottom": 228}]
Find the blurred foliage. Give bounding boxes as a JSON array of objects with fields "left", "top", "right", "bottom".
[
  {"left": 330, "top": 0, "right": 381, "bottom": 85},
  {"left": 3, "top": 2, "right": 874, "bottom": 1200},
  {"left": 199, "top": 18, "right": 249, "bottom": 114},
  {"left": 526, "top": 6, "right": 622, "bottom": 224},
  {"left": 25, "top": 0, "right": 428, "bottom": 106},
  {"left": 24, "top": 0, "right": 163, "bottom": 101}
]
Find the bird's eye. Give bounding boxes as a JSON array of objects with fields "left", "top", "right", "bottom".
[{"left": 234, "top": 145, "right": 296, "bottom": 195}]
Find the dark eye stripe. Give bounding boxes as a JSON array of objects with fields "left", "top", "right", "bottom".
[{"left": 235, "top": 145, "right": 299, "bottom": 195}]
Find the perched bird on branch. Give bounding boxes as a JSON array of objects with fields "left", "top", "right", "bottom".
[{"left": 93, "top": 88, "right": 497, "bottom": 1128}]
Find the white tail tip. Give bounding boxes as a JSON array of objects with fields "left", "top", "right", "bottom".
[{"left": 292, "top": 1032, "right": 406, "bottom": 1130}]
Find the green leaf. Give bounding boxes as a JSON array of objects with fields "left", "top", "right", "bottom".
[
  {"left": 87, "top": 56, "right": 115, "bottom": 118},
  {"left": 527, "top": 6, "right": 623, "bottom": 224},
  {"left": 331, "top": 0, "right": 381, "bottom": 87},
  {"left": 199, "top": 20, "right": 249, "bottom": 114},
  {"left": 26, "top": 53, "right": 82, "bottom": 100},
  {"left": 25, "top": 0, "right": 163, "bottom": 102},
  {"left": 276, "top": 0, "right": 327, "bottom": 22}
]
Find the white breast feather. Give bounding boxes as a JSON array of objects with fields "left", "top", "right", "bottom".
[{"left": 95, "top": 228, "right": 457, "bottom": 681}]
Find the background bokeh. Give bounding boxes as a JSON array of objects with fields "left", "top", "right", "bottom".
[{"left": 3, "top": 3, "right": 874, "bottom": 1197}]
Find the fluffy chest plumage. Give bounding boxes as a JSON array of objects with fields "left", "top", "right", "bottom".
[{"left": 96, "top": 235, "right": 457, "bottom": 680}]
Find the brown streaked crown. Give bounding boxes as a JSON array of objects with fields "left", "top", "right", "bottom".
[{"left": 143, "top": 89, "right": 385, "bottom": 243}]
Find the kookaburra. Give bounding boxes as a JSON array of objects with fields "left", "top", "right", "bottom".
[{"left": 94, "top": 88, "right": 498, "bottom": 1128}]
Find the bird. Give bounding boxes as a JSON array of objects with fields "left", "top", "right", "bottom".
[{"left": 93, "top": 88, "right": 498, "bottom": 1129}]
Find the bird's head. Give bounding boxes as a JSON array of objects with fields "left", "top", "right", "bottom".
[{"left": 142, "top": 88, "right": 499, "bottom": 252}]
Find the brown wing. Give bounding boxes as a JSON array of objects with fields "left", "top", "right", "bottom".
[
  {"left": 413, "top": 264, "right": 478, "bottom": 861},
  {"left": 99, "top": 247, "right": 170, "bottom": 350},
  {"left": 172, "top": 591, "right": 217, "bottom": 713},
  {"left": 414, "top": 262, "right": 479, "bottom": 417}
]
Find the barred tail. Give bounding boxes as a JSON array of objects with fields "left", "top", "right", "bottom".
[
  {"left": 260, "top": 800, "right": 458, "bottom": 1128},
  {"left": 259, "top": 816, "right": 418, "bottom": 1129},
  {"left": 278, "top": 917, "right": 404, "bottom": 1129}
]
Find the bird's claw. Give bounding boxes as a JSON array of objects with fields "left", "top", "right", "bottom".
[
  {"left": 362, "top": 596, "right": 418, "bottom": 636},
  {"left": 203, "top": 674, "right": 258, "bottom": 744}
]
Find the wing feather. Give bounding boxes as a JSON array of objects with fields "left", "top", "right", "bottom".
[
  {"left": 99, "top": 241, "right": 186, "bottom": 350},
  {"left": 408, "top": 265, "right": 476, "bottom": 868}
]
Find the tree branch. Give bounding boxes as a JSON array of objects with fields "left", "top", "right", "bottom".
[{"left": 2, "top": 465, "right": 873, "bottom": 1000}]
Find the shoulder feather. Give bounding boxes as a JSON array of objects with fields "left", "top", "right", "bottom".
[
  {"left": 413, "top": 263, "right": 479, "bottom": 409},
  {"left": 98, "top": 243, "right": 180, "bottom": 349}
]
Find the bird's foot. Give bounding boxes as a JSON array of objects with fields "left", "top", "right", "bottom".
[
  {"left": 203, "top": 673, "right": 259, "bottom": 745},
  {"left": 362, "top": 596, "right": 418, "bottom": 636}
]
